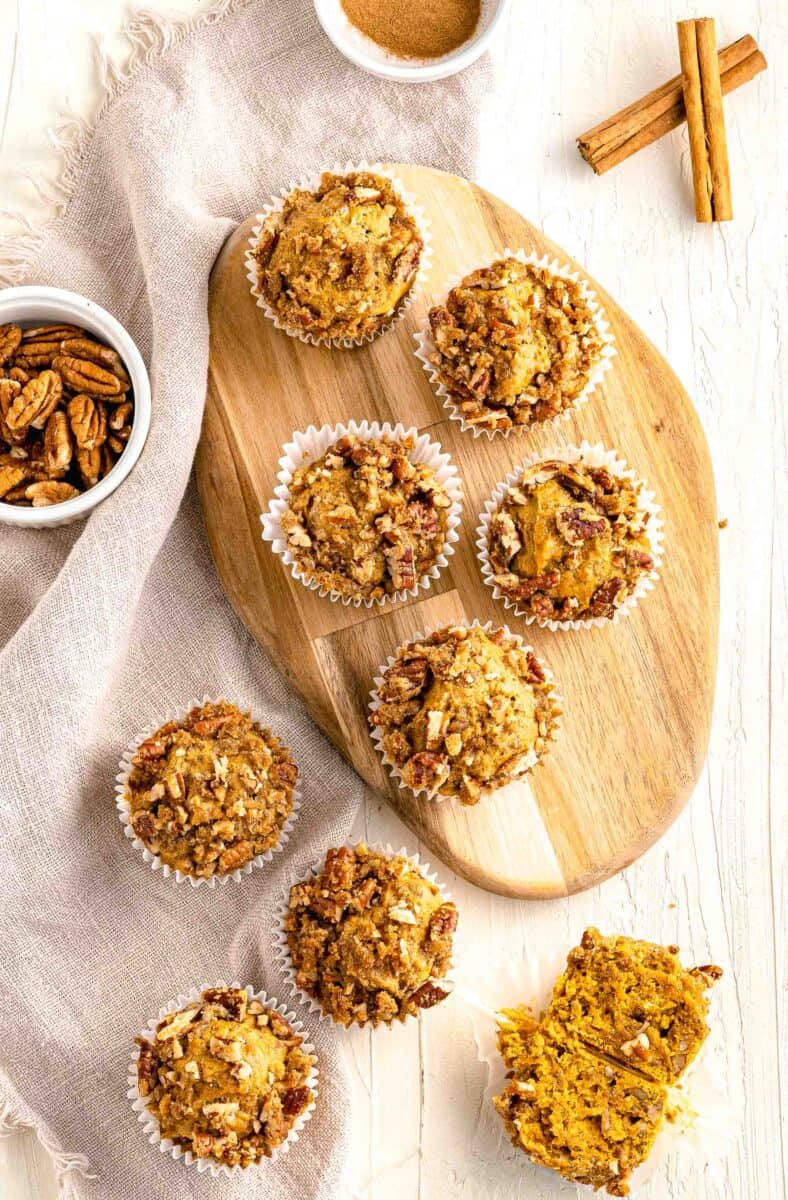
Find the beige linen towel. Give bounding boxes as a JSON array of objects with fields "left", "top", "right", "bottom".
[{"left": 0, "top": 1, "right": 490, "bottom": 1196}]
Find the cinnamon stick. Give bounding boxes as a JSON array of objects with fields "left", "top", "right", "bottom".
[
  {"left": 578, "top": 34, "right": 766, "bottom": 175},
  {"left": 677, "top": 18, "right": 733, "bottom": 221}
]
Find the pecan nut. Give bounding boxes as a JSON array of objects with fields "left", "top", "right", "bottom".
[
  {"left": 7, "top": 370, "right": 62, "bottom": 432},
  {"left": 555, "top": 505, "right": 607, "bottom": 545},
  {"left": 51, "top": 354, "right": 125, "bottom": 397},
  {"left": 43, "top": 410, "right": 73, "bottom": 477},
  {"left": 59, "top": 337, "right": 130, "bottom": 386},
  {"left": 0, "top": 324, "right": 22, "bottom": 365},
  {"left": 281, "top": 1085, "right": 311, "bottom": 1119},
  {"left": 25, "top": 480, "right": 80, "bottom": 506},
  {"left": 589, "top": 577, "right": 626, "bottom": 618},
  {"left": 0, "top": 464, "right": 29, "bottom": 499},
  {"left": 67, "top": 394, "right": 107, "bottom": 450},
  {"left": 410, "top": 981, "right": 450, "bottom": 1009}
]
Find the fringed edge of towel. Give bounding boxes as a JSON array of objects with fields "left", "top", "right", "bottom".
[
  {"left": 0, "top": 1070, "right": 96, "bottom": 1198},
  {"left": 0, "top": 0, "right": 253, "bottom": 286}
]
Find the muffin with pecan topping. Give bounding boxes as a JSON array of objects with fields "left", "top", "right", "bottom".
[
  {"left": 285, "top": 844, "right": 457, "bottom": 1026},
  {"left": 427, "top": 257, "right": 606, "bottom": 432},
  {"left": 370, "top": 624, "right": 560, "bottom": 804},
  {"left": 124, "top": 701, "right": 297, "bottom": 879},
  {"left": 278, "top": 433, "right": 453, "bottom": 602},
  {"left": 484, "top": 455, "right": 656, "bottom": 623},
  {"left": 135, "top": 986, "right": 315, "bottom": 1167},
  {"left": 250, "top": 171, "right": 424, "bottom": 342}
]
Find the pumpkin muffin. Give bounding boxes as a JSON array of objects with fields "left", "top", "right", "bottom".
[
  {"left": 125, "top": 701, "right": 297, "bottom": 879},
  {"left": 492, "top": 931, "right": 721, "bottom": 1195},
  {"left": 369, "top": 624, "right": 560, "bottom": 804},
  {"left": 285, "top": 844, "right": 457, "bottom": 1026},
  {"left": 251, "top": 170, "right": 423, "bottom": 342},
  {"left": 278, "top": 433, "right": 453, "bottom": 602},
  {"left": 485, "top": 456, "right": 655, "bottom": 622},
  {"left": 542, "top": 928, "right": 722, "bottom": 1085},
  {"left": 495, "top": 1010, "right": 665, "bottom": 1196},
  {"left": 135, "top": 986, "right": 315, "bottom": 1167},
  {"left": 428, "top": 257, "right": 605, "bottom": 432}
]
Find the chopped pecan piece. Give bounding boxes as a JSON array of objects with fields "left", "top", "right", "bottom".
[
  {"left": 555, "top": 506, "right": 607, "bottom": 545},
  {"left": 410, "top": 981, "right": 450, "bottom": 1009},
  {"left": 589, "top": 577, "right": 626, "bottom": 618}
]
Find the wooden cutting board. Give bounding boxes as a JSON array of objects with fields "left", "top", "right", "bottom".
[{"left": 195, "top": 164, "right": 718, "bottom": 899}]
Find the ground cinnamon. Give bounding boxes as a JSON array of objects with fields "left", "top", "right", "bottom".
[{"left": 340, "top": 0, "right": 481, "bottom": 60}]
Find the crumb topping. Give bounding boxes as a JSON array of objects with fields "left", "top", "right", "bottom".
[
  {"left": 286, "top": 844, "right": 457, "bottom": 1026},
  {"left": 370, "top": 624, "right": 560, "bottom": 804},
  {"left": 486, "top": 457, "right": 654, "bottom": 622},
  {"left": 428, "top": 257, "right": 605, "bottom": 431},
  {"left": 252, "top": 171, "right": 423, "bottom": 341},
  {"left": 126, "top": 701, "right": 297, "bottom": 879},
  {"left": 280, "top": 434, "right": 452, "bottom": 601},
  {"left": 136, "top": 987, "right": 314, "bottom": 1167}
]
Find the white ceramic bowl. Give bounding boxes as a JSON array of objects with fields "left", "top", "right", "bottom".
[
  {"left": 313, "top": 0, "right": 510, "bottom": 83},
  {"left": 0, "top": 285, "right": 151, "bottom": 528}
]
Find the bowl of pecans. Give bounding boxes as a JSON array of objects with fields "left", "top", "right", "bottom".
[{"left": 0, "top": 286, "right": 151, "bottom": 527}]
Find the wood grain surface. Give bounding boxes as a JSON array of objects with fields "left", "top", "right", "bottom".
[{"left": 195, "top": 163, "right": 719, "bottom": 899}]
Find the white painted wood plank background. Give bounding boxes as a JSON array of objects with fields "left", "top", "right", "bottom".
[{"left": 0, "top": 2, "right": 785, "bottom": 1198}]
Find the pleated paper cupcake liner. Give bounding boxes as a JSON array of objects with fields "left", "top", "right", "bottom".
[
  {"left": 476, "top": 440, "right": 664, "bottom": 631},
  {"left": 368, "top": 619, "right": 563, "bottom": 804},
  {"left": 261, "top": 418, "right": 463, "bottom": 608},
  {"left": 413, "top": 247, "right": 616, "bottom": 438},
  {"left": 457, "top": 937, "right": 735, "bottom": 1191},
  {"left": 115, "top": 695, "right": 301, "bottom": 888},
  {"left": 272, "top": 841, "right": 456, "bottom": 1029},
  {"left": 245, "top": 160, "right": 433, "bottom": 349},
  {"left": 127, "top": 981, "right": 319, "bottom": 1177}
]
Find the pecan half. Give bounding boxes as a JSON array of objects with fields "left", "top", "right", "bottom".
[
  {"left": 68, "top": 394, "right": 107, "bottom": 450},
  {"left": 59, "top": 338, "right": 130, "bottom": 386},
  {"left": 44, "top": 411, "right": 73, "bottom": 477},
  {"left": 25, "top": 480, "right": 80, "bottom": 507},
  {"left": 0, "top": 464, "right": 29, "bottom": 499},
  {"left": 0, "top": 324, "right": 22, "bottom": 365},
  {"left": 555, "top": 505, "right": 607, "bottom": 545},
  {"left": 51, "top": 354, "right": 124, "bottom": 397},
  {"left": 402, "top": 750, "right": 449, "bottom": 792},
  {"left": 7, "top": 371, "right": 62, "bottom": 432},
  {"left": 76, "top": 446, "right": 101, "bottom": 487}
]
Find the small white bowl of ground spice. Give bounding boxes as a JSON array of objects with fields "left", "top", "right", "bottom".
[{"left": 314, "top": 0, "right": 510, "bottom": 83}]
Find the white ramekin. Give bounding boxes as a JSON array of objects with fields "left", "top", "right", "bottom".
[
  {"left": 0, "top": 285, "right": 151, "bottom": 528},
  {"left": 313, "top": 0, "right": 511, "bottom": 83}
]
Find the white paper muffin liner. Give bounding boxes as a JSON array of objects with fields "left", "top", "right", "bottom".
[
  {"left": 413, "top": 247, "right": 616, "bottom": 438},
  {"left": 128, "top": 981, "right": 319, "bottom": 1177},
  {"left": 115, "top": 695, "right": 301, "bottom": 888},
  {"left": 261, "top": 418, "right": 463, "bottom": 608},
  {"left": 245, "top": 160, "right": 433, "bottom": 349},
  {"left": 476, "top": 440, "right": 664, "bottom": 631},
  {"left": 273, "top": 841, "right": 456, "bottom": 1028},
  {"left": 368, "top": 619, "right": 563, "bottom": 804},
  {"left": 457, "top": 936, "right": 735, "bottom": 1191}
]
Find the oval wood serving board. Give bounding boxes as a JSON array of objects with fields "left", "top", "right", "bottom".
[{"left": 195, "top": 164, "right": 718, "bottom": 899}]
